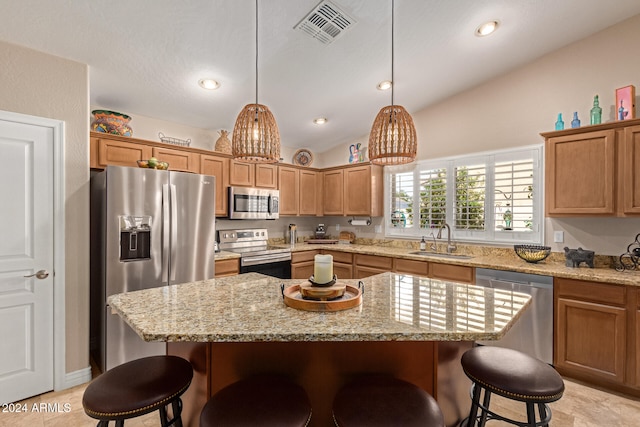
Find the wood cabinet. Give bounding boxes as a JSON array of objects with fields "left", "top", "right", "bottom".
[
  {"left": 278, "top": 166, "right": 300, "bottom": 216},
  {"left": 278, "top": 167, "right": 321, "bottom": 216},
  {"left": 636, "top": 288, "right": 640, "bottom": 387},
  {"left": 214, "top": 258, "right": 239, "bottom": 277},
  {"left": 354, "top": 254, "right": 393, "bottom": 278},
  {"left": 394, "top": 258, "right": 429, "bottom": 276},
  {"left": 323, "top": 169, "right": 344, "bottom": 215},
  {"left": 92, "top": 136, "right": 152, "bottom": 168},
  {"left": 555, "top": 278, "right": 628, "bottom": 387},
  {"left": 152, "top": 146, "right": 200, "bottom": 173},
  {"left": 200, "top": 154, "right": 230, "bottom": 216},
  {"left": 322, "top": 164, "right": 383, "bottom": 216},
  {"left": 429, "top": 263, "right": 474, "bottom": 283},
  {"left": 229, "top": 161, "right": 277, "bottom": 188},
  {"left": 542, "top": 118, "right": 640, "bottom": 217},
  {"left": 323, "top": 250, "right": 353, "bottom": 279},
  {"left": 291, "top": 250, "right": 319, "bottom": 279}
]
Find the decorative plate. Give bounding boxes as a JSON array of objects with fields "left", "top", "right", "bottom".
[{"left": 293, "top": 149, "right": 313, "bottom": 167}]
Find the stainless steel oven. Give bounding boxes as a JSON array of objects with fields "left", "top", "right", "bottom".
[
  {"left": 218, "top": 228, "right": 291, "bottom": 279},
  {"left": 228, "top": 186, "right": 279, "bottom": 219}
]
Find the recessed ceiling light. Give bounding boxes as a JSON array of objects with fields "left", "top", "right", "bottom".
[
  {"left": 313, "top": 117, "right": 328, "bottom": 125},
  {"left": 377, "top": 80, "right": 392, "bottom": 91},
  {"left": 198, "top": 78, "right": 220, "bottom": 90},
  {"left": 475, "top": 20, "right": 499, "bottom": 37}
]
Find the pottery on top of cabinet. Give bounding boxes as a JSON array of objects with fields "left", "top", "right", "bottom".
[{"left": 91, "top": 110, "right": 133, "bottom": 136}]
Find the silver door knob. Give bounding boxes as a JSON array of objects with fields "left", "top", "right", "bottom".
[{"left": 24, "top": 270, "right": 49, "bottom": 279}]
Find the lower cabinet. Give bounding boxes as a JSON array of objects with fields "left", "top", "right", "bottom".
[
  {"left": 394, "top": 258, "right": 429, "bottom": 276},
  {"left": 215, "top": 258, "right": 240, "bottom": 278},
  {"left": 291, "top": 250, "right": 319, "bottom": 279},
  {"left": 429, "top": 263, "right": 474, "bottom": 283},
  {"left": 323, "top": 250, "right": 353, "bottom": 279},
  {"left": 354, "top": 254, "right": 393, "bottom": 279},
  {"left": 555, "top": 278, "right": 628, "bottom": 387}
]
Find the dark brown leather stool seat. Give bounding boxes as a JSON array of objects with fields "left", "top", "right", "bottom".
[
  {"left": 83, "top": 355, "right": 193, "bottom": 427},
  {"left": 332, "top": 376, "right": 444, "bottom": 427},
  {"left": 200, "top": 376, "right": 312, "bottom": 427},
  {"left": 461, "top": 346, "right": 565, "bottom": 427}
]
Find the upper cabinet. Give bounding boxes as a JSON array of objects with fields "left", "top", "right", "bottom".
[
  {"left": 542, "top": 118, "right": 640, "bottom": 217},
  {"left": 91, "top": 135, "right": 152, "bottom": 169},
  {"left": 278, "top": 166, "right": 321, "bottom": 216},
  {"left": 323, "top": 164, "right": 383, "bottom": 216},
  {"left": 229, "top": 161, "right": 277, "bottom": 188},
  {"left": 200, "top": 154, "right": 230, "bottom": 217}
]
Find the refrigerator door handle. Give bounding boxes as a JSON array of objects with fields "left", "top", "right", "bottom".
[
  {"left": 170, "top": 184, "right": 178, "bottom": 282},
  {"left": 162, "top": 184, "right": 170, "bottom": 284}
]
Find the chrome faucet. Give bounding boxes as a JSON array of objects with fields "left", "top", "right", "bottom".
[
  {"left": 428, "top": 232, "right": 437, "bottom": 252},
  {"left": 436, "top": 223, "right": 457, "bottom": 253}
]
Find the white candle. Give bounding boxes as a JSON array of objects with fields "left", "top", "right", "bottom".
[{"left": 314, "top": 254, "right": 333, "bottom": 284}]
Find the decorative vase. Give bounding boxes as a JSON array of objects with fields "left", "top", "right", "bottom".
[
  {"left": 215, "top": 130, "right": 232, "bottom": 153},
  {"left": 91, "top": 110, "right": 133, "bottom": 136}
]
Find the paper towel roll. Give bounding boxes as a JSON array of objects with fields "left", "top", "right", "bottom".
[{"left": 350, "top": 219, "right": 369, "bottom": 226}]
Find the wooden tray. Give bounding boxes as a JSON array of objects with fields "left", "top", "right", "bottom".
[
  {"left": 282, "top": 283, "right": 362, "bottom": 312},
  {"left": 306, "top": 239, "right": 339, "bottom": 244},
  {"left": 299, "top": 282, "right": 346, "bottom": 300}
]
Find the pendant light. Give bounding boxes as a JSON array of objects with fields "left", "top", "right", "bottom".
[
  {"left": 232, "top": 0, "right": 281, "bottom": 163},
  {"left": 368, "top": 0, "right": 417, "bottom": 165}
]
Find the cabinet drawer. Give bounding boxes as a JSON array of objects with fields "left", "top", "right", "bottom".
[
  {"left": 215, "top": 258, "right": 239, "bottom": 277},
  {"left": 394, "top": 258, "right": 429, "bottom": 276},
  {"left": 556, "top": 277, "right": 626, "bottom": 306},
  {"left": 355, "top": 254, "right": 393, "bottom": 270},
  {"left": 429, "top": 263, "right": 474, "bottom": 283},
  {"left": 291, "top": 250, "right": 320, "bottom": 263},
  {"left": 323, "top": 250, "right": 353, "bottom": 264}
]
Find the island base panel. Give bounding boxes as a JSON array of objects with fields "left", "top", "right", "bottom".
[
  {"left": 167, "top": 342, "right": 210, "bottom": 427},
  {"left": 436, "top": 341, "right": 473, "bottom": 426}
]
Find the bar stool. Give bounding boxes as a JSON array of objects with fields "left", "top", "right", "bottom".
[
  {"left": 83, "top": 355, "right": 193, "bottom": 427},
  {"left": 460, "top": 346, "right": 565, "bottom": 427},
  {"left": 200, "top": 375, "right": 312, "bottom": 427},
  {"left": 332, "top": 376, "right": 445, "bottom": 427}
]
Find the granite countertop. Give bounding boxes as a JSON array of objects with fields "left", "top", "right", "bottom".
[
  {"left": 108, "top": 272, "right": 530, "bottom": 343},
  {"left": 214, "top": 250, "right": 241, "bottom": 261},
  {"left": 282, "top": 242, "right": 640, "bottom": 286}
]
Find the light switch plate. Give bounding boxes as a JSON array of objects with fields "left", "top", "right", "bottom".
[{"left": 554, "top": 231, "right": 564, "bottom": 243}]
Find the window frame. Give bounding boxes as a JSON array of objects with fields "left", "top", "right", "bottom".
[{"left": 384, "top": 144, "right": 544, "bottom": 245}]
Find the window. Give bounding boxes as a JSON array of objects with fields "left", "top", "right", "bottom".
[{"left": 385, "top": 145, "right": 543, "bottom": 244}]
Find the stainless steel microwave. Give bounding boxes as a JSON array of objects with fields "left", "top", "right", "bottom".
[{"left": 228, "top": 186, "right": 279, "bottom": 219}]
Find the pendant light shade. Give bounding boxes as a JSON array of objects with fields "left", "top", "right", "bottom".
[
  {"left": 368, "top": 0, "right": 417, "bottom": 165},
  {"left": 232, "top": 0, "right": 280, "bottom": 163},
  {"left": 232, "top": 103, "right": 281, "bottom": 163}
]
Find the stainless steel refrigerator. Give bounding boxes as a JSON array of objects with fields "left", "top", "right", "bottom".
[{"left": 90, "top": 166, "right": 216, "bottom": 372}]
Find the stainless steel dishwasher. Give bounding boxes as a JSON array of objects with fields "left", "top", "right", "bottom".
[{"left": 475, "top": 268, "right": 553, "bottom": 364}]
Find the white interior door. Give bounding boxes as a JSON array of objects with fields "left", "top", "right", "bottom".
[{"left": 0, "top": 118, "right": 55, "bottom": 403}]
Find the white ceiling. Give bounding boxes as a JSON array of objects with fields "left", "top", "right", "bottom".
[{"left": 2, "top": 0, "right": 640, "bottom": 152}]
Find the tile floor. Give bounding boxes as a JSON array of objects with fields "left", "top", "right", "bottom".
[{"left": 1, "top": 376, "right": 639, "bottom": 426}]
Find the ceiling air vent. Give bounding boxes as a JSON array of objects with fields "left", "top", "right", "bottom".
[{"left": 294, "top": 0, "right": 357, "bottom": 45}]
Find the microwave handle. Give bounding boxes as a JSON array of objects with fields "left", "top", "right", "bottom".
[{"left": 268, "top": 194, "right": 273, "bottom": 215}]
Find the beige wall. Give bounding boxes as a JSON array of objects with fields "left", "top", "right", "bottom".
[
  {"left": 321, "top": 14, "right": 640, "bottom": 255},
  {"left": 0, "top": 40, "right": 89, "bottom": 373}
]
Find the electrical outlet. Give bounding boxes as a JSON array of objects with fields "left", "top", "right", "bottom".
[
  {"left": 553, "top": 231, "right": 564, "bottom": 243},
  {"left": 375, "top": 224, "right": 382, "bottom": 233},
  {"left": 335, "top": 224, "right": 340, "bottom": 232}
]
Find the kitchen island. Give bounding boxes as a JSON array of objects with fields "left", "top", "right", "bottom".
[{"left": 108, "top": 272, "right": 530, "bottom": 427}]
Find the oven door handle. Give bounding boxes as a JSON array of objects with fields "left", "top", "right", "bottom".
[{"left": 241, "top": 254, "right": 291, "bottom": 267}]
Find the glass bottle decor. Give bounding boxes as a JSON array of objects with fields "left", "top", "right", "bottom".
[
  {"left": 571, "top": 112, "right": 581, "bottom": 128},
  {"left": 503, "top": 203, "right": 513, "bottom": 230},
  {"left": 590, "top": 95, "right": 602, "bottom": 125},
  {"left": 555, "top": 113, "right": 564, "bottom": 130}
]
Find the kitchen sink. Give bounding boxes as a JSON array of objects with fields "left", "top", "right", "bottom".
[{"left": 408, "top": 251, "right": 473, "bottom": 260}]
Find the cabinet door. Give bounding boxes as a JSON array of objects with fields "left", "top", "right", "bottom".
[
  {"left": 622, "top": 125, "right": 640, "bottom": 214},
  {"left": 96, "top": 138, "right": 152, "bottom": 168},
  {"left": 299, "top": 170, "right": 319, "bottom": 216},
  {"left": 395, "top": 258, "right": 429, "bottom": 276},
  {"left": 200, "top": 155, "right": 230, "bottom": 216},
  {"left": 333, "top": 262, "right": 353, "bottom": 280},
  {"left": 255, "top": 164, "right": 278, "bottom": 189},
  {"left": 344, "top": 165, "right": 372, "bottom": 216},
  {"left": 556, "top": 297, "right": 626, "bottom": 384},
  {"left": 229, "top": 161, "right": 255, "bottom": 186},
  {"left": 291, "top": 261, "right": 315, "bottom": 279},
  {"left": 545, "top": 130, "right": 616, "bottom": 215},
  {"left": 278, "top": 166, "right": 299, "bottom": 216},
  {"left": 323, "top": 170, "right": 344, "bottom": 215},
  {"left": 215, "top": 258, "right": 239, "bottom": 277},
  {"left": 90, "top": 137, "right": 99, "bottom": 169},
  {"left": 429, "top": 263, "right": 474, "bottom": 283},
  {"left": 152, "top": 147, "right": 200, "bottom": 173},
  {"left": 636, "top": 288, "right": 640, "bottom": 387}
]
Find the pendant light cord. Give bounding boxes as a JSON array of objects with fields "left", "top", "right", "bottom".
[
  {"left": 391, "top": 0, "right": 395, "bottom": 107},
  {"left": 255, "top": 0, "right": 259, "bottom": 106}
]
